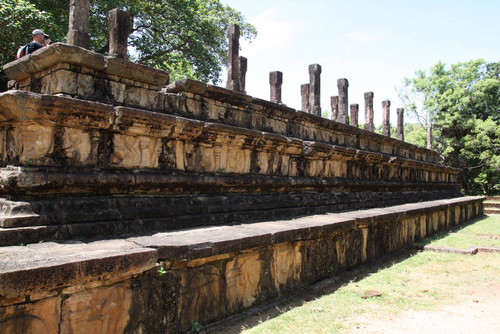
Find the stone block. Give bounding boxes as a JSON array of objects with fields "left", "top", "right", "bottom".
[
  {"left": 225, "top": 251, "right": 263, "bottom": 312},
  {"left": 0, "top": 297, "right": 60, "bottom": 333},
  {"left": 177, "top": 265, "right": 226, "bottom": 331},
  {"left": 62, "top": 127, "right": 92, "bottom": 164},
  {"left": 107, "top": 80, "right": 125, "bottom": 103},
  {"left": 77, "top": 73, "right": 95, "bottom": 97},
  {"left": 112, "top": 134, "right": 159, "bottom": 168},
  {"left": 51, "top": 69, "right": 78, "bottom": 95},
  {"left": 105, "top": 57, "right": 169, "bottom": 87},
  {"left": 60, "top": 282, "right": 131, "bottom": 334},
  {"left": 3, "top": 43, "right": 106, "bottom": 82},
  {"left": 273, "top": 242, "right": 302, "bottom": 290},
  {"left": 4, "top": 124, "right": 53, "bottom": 165}
]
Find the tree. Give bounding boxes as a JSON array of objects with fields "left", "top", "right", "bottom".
[
  {"left": 403, "top": 123, "right": 427, "bottom": 148},
  {"left": 400, "top": 60, "right": 500, "bottom": 195},
  {"left": 1, "top": 0, "right": 256, "bottom": 84},
  {"left": 0, "top": 0, "right": 53, "bottom": 65}
]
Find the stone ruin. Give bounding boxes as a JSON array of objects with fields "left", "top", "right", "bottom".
[{"left": 0, "top": 4, "right": 484, "bottom": 333}]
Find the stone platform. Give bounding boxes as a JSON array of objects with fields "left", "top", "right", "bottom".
[
  {"left": 0, "top": 43, "right": 463, "bottom": 246},
  {"left": 0, "top": 196, "right": 484, "bottom": 333},
  {"left": 0, "top": 42, "right": 483, "bottom": 333}
]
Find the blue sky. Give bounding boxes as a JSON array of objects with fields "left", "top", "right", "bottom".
[{"left": 221, "top": 0, "right": 500, "bottom": 125}]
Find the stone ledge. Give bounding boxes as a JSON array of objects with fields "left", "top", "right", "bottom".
[
  {"left": 0, "top": 166, "right": 460, "bottom": 197},
  {"left": 0, "top": 239, "right": 157, "bottom": 301},
  {"left": 0, "top": 196, "right": 484, "bottom": 330},
  {"left": 3, "top": 43, "right": 169, "bottom": 86},
  {"left": 165, "top": 78, "right": 441, "bottom": 163},
  {"left": 0, "top": 91, "right": 460, "bottom": 179},
  {"left": 129, "top": 196, "right": 485, "bottom": 261}
]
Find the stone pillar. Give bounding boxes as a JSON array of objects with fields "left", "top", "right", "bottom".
[
  {"left": 397, "top": 108, "right": 404, "bottom": 141},
  {"left": 350, "top": 104, "right": 359, "bottom": 127},
  {"left": 337, "top": 78, "right": 349, "bottom": 124},
  {"left": 239, "top": 56, "right": 247, "bottom": 94},
  {"left": 270, "top": 71, "right": 283, "bottom": 104},
  {"left": 226, "top": 24, "right": 240, "bottom": 91},
  {"left": 382, "top": 100, "right": 391, "bottom": 137},
  {"left": 427, "top": 123, "right": 433, "bottom": 149},
  {"left": 308, "top": 64, "right": 321, "bottom": 116},
  {"left": 364, "top": 92, "right": 374, "bottom": 132},
  {"left": 67, "top": 0, "right": 90, "bottom": 49},
  {"left": 331, "top": 96, "right": 339, "bottom": 121},
  {"left": 301, "top": 84, "right": 310, "bottom": 112},
  {"left": 109, "top": 9, "right": 131, "bottom": 59}
]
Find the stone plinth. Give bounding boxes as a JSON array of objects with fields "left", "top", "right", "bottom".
[
  {"left": 1, "top": 45, "right": 461, "bottom": 244},
  {"left": 0, "top": 197, "right": 485, "bottom": 333},
  {"left": 3, "top": 43, "right": 169, "bottom": 109}
]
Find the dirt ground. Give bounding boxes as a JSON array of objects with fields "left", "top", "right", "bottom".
[{"left": 349, "top": 282, "right": 500, "bottom": 334}]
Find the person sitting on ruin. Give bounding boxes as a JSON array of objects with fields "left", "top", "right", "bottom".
[{"left": 16, "top": 29, "right": 50, "bottom": 59}]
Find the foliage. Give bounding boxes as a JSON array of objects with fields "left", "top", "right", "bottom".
[
  {"left": 400, "top": 60, "right": 500, "bottom": 195},
  {"left": 0, "top": 0, "right": 53, "bottom": 65},
  {"left": 1, "top": 0, "right": 256, "bottom": 84},
  {"left": 403, "top": 123, "right": 427, "bottom": 148}
]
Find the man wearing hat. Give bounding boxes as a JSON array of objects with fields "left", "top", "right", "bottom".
[
  {"left": 17, "top": 29, "right": 50, "bottom": 58},
  {"left": 27, "top": 29, "right": 50, "bottom": 54}
]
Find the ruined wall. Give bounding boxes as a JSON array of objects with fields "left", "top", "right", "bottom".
[
  {"left": 0, "top": 43, "right": 462, "bottom": 243},
  {"left": 0, "top": 197, "right": 484, "bottom": 333}
]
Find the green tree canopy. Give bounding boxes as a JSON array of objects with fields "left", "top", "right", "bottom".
[
  {"left": 401, "top": 60, "right": 500, "bottom": 195},
  {"left": 1, "top": 0, "right": 256, "bottom": 84}
]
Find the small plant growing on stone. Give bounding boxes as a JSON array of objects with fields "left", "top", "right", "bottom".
[
  {"left": 328, "top": 266, "right": 334, "bottom": 274},
  {"left": 191, "top": 321, "right": 203, "bottom": 332},
  {"left": 157, "top": 266, "right": 167, "bottom": 276},
  {"left": 216, "top": 168, "right": 227, "bottom": 173}
]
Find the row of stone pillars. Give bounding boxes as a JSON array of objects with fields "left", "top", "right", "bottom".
[
  {"left": 226, "top": 24, "right": 405, "bottom": 141},
  {"left": 66, "top": 0, "right": 131, "bottom": 59},
  {"left": 66, "top": 4, "right": 405, "bottom": 142},
  {"left": 301, "top": 70, "right": 404, "bottom": 141}
]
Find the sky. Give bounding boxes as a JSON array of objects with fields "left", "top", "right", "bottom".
[{"left": 220, "top": 0, "right": 500, "bottom": 125}]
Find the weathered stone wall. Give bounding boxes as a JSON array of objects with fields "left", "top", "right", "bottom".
[
  {"left": 0, "top": 197, "right": 484, "bottom": 333},
  {"left": 0, "top": 43, "right": 463, "bottom": 243}
]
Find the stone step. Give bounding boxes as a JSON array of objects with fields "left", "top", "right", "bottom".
[
  {"left": 0, "top": 190, "right": 463, "bottom": 246},
  {"left": 484, "top": 202, "right": 500, "bottom": 209},
  {"left": 0, "top": 196, "right": 485, "bottom": 333},
  {"left": 485, "top": 208, "right": 500, "bottom": 215}
]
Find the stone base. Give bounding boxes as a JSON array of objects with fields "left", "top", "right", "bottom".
[
  {"left": 0, "top": 196, "right": 484, "bottom": 333},
  {"left": 0, "top": 187, "right": 462, "bottom": 246}
]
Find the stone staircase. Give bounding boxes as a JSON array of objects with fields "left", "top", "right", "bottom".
[{"left": 485, "top": 196, "right": 500, "bottom": 214}]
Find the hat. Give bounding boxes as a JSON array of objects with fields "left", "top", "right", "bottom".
[{"left": 32, "top": 29, "right": 49, "bottom": 37}]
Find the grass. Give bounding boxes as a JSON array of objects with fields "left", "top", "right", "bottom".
[
  {"left": 238, "top": 214, "right": 500, "bottom": 334},
  {"left": 415, "top": 215, "right": 500, "bottom": 249}
]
